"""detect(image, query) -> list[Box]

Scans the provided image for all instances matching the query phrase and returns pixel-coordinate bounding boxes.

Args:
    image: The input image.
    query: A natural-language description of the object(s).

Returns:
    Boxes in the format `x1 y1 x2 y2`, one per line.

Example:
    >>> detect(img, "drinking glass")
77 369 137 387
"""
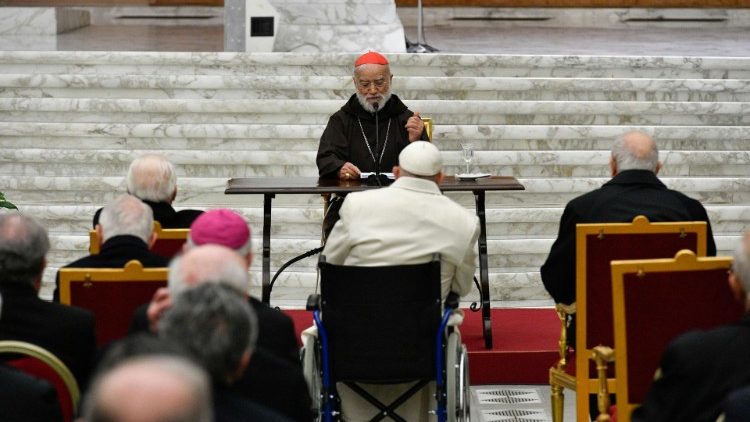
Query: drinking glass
460 143 474 174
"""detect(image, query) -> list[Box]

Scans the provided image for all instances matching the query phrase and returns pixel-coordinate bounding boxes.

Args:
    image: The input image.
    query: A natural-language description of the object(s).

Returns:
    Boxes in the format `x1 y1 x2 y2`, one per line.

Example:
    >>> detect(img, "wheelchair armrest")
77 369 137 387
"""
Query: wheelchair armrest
306 294 321 311
444 291 460 310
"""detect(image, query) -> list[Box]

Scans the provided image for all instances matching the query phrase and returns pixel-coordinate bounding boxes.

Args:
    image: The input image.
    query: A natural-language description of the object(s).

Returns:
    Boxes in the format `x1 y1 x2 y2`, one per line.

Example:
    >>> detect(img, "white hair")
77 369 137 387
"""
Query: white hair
167 252 249 297
126 154 177 203
99 194 154 243
733 234 750 298
611 132 659 172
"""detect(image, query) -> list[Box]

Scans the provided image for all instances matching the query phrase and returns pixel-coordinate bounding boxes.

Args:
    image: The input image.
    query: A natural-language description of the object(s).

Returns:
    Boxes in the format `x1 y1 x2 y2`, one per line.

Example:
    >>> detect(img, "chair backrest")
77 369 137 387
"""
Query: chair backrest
0 340 80 422
58 260 168 347
88 221 189 259
576 216 707 360
611 250 742 422
318 254 442 383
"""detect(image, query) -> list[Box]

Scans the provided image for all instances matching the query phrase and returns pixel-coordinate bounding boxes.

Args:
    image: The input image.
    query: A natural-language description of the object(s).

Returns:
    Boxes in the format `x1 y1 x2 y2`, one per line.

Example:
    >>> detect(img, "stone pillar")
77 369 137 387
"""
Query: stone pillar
224 0 279 52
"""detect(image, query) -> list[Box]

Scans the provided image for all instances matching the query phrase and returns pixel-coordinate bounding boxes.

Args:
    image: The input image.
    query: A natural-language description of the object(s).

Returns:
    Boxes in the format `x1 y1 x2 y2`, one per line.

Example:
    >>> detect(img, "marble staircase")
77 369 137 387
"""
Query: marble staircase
0 51 748 304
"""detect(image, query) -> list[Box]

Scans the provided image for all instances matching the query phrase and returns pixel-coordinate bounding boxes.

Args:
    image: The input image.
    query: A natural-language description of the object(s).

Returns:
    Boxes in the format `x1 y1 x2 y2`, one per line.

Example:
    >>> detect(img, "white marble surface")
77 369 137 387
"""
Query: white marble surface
1 51 748 302
0 8 89 36
398 7 750 29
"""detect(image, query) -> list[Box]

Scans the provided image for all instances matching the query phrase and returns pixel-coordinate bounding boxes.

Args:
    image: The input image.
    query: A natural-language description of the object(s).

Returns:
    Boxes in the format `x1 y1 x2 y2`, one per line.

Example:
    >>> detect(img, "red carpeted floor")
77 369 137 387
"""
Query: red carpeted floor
283 307 559 385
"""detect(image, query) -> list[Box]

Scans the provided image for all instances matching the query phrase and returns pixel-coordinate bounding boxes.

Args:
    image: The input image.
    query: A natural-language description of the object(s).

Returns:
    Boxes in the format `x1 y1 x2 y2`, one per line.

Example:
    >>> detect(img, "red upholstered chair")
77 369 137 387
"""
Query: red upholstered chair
549 215 709 422
89 221 189 259
610 250 742 422
0 340 80 422
58 260 168 347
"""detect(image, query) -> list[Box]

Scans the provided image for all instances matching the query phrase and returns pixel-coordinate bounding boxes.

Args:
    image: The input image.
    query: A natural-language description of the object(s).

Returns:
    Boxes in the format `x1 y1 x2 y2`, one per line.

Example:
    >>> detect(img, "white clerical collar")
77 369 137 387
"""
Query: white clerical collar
390 176 442 195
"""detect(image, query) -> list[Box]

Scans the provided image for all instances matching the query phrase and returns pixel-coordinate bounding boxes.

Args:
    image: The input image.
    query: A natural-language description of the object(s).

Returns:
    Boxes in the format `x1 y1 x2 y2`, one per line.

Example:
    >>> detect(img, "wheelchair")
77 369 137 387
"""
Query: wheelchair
302 253 471 422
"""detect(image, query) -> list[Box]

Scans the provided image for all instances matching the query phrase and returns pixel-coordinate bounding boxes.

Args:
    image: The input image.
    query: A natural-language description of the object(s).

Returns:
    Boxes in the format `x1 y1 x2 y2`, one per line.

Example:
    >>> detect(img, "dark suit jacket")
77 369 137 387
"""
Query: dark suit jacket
92 200 202 229
232 348 313 422
0 282 96 390
0 364 63 422
632 314 750 422
540 170 716 305
53 234 169 302
721 384 750 422
214 386 294 422
130 297 299 365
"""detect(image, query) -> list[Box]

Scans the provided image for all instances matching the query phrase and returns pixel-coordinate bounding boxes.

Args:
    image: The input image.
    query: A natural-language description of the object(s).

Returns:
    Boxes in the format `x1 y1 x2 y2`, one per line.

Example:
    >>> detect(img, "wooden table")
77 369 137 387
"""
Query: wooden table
225 176 525 349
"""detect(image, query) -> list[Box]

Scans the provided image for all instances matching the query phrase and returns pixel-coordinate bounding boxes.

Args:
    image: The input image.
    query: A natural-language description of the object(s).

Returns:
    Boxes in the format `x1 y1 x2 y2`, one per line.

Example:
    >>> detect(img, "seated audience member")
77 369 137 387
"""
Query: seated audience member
721 385 750 422
93 153 202 228
53 193 169 302
137 245 312 422
82 355 213 422
632 232 750 422
0 213 96 389
540 131 716 339
134 208 298 364
158 283 292 422
313 141 480 422
0 293 63 422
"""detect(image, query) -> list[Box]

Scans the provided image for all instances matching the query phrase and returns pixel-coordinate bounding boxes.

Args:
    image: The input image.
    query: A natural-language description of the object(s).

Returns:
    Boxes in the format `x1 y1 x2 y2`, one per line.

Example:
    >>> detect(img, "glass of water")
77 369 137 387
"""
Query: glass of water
460 143 474 174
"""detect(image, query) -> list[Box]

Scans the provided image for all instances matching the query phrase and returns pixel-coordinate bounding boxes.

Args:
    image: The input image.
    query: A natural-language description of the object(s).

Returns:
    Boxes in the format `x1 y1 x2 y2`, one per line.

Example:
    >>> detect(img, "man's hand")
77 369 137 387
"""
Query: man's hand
146 287 172 333
338 162 361 180
406 111 425 142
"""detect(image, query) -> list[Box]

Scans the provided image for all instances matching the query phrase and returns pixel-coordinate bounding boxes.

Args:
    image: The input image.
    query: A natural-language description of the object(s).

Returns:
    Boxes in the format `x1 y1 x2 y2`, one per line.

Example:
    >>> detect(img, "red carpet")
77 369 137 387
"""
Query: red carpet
283 307 559 385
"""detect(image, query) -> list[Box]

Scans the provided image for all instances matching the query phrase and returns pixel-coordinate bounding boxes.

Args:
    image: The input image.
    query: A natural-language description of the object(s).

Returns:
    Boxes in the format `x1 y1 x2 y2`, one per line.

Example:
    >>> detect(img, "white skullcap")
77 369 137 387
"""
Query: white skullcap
398 141 443 176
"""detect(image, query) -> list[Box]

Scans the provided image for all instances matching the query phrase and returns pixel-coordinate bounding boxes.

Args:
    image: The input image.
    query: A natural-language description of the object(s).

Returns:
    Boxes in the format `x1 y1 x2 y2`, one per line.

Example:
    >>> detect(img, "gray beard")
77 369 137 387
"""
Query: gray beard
356 91 392 113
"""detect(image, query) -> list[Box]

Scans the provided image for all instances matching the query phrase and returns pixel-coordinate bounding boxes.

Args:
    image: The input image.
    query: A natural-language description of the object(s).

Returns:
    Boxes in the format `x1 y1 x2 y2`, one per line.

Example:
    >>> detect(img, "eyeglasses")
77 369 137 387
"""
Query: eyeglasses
356 79 389 90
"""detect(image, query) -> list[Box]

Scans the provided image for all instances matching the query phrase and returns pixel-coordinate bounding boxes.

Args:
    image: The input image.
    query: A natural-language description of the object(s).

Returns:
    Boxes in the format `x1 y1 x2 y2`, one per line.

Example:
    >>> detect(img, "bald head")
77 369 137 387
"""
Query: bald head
610 131 660 175
126 154 177 203
84 356 213 422
168 244 248 297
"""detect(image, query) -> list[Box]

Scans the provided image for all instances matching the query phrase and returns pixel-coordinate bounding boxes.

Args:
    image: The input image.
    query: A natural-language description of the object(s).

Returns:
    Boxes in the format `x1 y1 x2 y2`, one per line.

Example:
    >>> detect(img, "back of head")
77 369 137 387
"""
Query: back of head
98 194 154 243
611 131 659 172
398 141 443 179
0 212 50 286
167 244 249 296
186 209 252 257
157 283 258 385
126 154 177 203
732 232 750 300
83 355 213 422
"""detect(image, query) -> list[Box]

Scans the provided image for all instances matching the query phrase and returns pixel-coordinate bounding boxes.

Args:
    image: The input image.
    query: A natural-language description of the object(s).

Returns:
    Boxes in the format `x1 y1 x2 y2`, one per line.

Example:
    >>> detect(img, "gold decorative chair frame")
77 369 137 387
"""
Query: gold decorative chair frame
548 216 708 422
0 340 80 422
610 250 742 422
89 221 189 259
58 260 168 347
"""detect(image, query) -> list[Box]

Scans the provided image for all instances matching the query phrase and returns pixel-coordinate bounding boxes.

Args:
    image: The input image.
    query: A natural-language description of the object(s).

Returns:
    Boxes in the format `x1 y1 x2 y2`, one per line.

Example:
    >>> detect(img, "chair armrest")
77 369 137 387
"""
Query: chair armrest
306 294 321 311
554 302 576 370
592 345 615 422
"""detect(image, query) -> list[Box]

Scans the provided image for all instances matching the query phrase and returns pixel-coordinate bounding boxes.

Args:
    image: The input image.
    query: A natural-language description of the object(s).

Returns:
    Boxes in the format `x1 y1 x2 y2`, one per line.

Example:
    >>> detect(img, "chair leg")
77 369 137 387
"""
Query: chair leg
551 383 565 422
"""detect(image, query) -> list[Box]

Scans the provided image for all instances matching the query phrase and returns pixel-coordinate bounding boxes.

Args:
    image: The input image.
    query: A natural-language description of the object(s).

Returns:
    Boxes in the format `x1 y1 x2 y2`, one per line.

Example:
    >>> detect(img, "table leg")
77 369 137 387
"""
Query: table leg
474 190 493 349
261 193 275 304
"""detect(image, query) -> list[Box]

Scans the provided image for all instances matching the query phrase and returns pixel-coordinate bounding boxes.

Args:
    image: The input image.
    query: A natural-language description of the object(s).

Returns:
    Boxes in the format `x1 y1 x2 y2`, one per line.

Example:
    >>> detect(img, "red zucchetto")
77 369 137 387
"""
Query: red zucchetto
354 51 389 67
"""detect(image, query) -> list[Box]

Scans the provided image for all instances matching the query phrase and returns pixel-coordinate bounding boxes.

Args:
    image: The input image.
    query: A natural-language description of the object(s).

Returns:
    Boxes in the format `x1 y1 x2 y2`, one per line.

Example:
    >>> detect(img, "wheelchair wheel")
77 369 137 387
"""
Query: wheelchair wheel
446 331 471 421
302 338 323 420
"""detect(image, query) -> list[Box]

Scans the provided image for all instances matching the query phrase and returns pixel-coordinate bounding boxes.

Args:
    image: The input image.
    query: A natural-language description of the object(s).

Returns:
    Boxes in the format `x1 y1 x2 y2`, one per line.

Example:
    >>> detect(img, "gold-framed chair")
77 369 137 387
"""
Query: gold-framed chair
0 340 80 422
610 250 743 422
59 260 168 347
89 221 189 259
422 117 433 141
549 215 709 422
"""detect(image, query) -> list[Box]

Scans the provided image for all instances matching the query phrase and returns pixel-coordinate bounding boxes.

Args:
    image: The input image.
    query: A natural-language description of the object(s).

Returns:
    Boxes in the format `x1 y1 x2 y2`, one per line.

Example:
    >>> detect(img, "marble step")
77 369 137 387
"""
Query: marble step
39 233 743 303
2 75 748 102
3 149 748 178
2 52 750 79
2 98 749 126
18 203 750 241
4 177 748 209
2 124 749 151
